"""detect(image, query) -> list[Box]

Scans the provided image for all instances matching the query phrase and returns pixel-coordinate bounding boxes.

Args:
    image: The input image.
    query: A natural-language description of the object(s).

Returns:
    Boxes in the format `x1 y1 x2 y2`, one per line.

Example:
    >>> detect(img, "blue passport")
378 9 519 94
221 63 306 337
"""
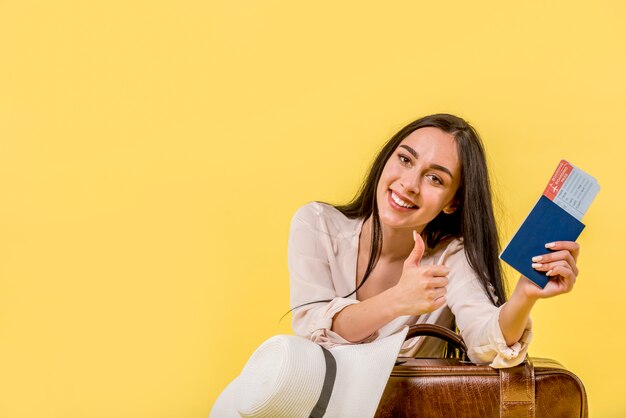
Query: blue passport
500 195 585 288
500 160 599 288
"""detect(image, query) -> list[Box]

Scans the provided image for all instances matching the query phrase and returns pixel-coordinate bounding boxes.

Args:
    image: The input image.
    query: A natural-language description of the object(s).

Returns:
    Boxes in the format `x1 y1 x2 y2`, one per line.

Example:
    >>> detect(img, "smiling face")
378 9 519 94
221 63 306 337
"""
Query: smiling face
375 126 462 233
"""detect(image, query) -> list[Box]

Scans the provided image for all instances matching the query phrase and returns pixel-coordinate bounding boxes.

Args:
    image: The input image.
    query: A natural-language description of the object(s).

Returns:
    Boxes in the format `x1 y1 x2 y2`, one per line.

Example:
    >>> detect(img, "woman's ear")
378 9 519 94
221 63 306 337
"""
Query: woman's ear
443 202 457 215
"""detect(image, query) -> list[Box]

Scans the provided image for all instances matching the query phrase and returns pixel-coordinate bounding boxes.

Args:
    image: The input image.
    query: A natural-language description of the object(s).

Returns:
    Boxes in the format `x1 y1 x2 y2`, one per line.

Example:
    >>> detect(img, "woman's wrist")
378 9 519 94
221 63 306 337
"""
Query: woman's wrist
331 287 401 342
383 284 406 318
512 275 542 305
499 278 538 346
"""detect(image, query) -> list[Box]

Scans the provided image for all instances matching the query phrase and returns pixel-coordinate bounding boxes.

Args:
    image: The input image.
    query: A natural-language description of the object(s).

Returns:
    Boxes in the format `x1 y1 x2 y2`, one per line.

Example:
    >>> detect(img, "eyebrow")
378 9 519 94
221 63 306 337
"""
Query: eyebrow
399 145 454 179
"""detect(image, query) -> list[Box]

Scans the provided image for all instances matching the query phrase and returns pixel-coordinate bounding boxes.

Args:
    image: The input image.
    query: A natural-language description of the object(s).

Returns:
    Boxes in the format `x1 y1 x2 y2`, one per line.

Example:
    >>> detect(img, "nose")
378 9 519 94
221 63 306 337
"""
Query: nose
400 171 421 195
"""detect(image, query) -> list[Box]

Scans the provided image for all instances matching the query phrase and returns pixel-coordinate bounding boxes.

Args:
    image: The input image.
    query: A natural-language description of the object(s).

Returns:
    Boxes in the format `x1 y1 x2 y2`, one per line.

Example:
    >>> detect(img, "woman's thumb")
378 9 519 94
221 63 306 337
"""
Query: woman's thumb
407 230 425 266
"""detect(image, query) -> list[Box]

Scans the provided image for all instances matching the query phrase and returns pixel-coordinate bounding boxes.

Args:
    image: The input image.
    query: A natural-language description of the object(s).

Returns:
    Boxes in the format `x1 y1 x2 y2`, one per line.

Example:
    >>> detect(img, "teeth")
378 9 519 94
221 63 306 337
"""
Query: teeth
391 192 416 208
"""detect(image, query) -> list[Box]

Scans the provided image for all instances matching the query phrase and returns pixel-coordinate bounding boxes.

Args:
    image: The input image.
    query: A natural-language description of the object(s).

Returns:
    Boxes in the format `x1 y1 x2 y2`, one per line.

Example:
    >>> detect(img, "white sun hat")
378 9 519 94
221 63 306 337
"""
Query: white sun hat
210 326 409 418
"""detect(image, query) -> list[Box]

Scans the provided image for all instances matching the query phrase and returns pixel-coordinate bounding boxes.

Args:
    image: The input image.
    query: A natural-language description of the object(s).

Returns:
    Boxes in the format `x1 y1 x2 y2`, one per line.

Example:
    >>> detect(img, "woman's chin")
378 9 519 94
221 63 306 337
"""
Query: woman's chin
378 212 422 231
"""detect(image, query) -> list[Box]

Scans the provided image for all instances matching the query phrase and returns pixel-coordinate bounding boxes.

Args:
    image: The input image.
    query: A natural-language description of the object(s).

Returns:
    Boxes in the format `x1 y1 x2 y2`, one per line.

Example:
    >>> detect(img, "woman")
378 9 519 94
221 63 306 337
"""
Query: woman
288 113 579 367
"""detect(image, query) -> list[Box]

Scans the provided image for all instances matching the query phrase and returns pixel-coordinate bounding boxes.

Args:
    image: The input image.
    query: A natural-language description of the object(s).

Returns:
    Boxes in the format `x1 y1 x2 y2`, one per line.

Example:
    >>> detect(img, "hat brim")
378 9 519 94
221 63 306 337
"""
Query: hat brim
324 327 408 417
210 377 241 418
210 326 409 418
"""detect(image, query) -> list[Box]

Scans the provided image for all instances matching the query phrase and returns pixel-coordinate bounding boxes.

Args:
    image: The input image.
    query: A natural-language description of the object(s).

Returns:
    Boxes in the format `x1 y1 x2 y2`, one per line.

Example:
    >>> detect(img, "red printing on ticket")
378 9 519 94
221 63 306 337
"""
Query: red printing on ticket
543 160 573 201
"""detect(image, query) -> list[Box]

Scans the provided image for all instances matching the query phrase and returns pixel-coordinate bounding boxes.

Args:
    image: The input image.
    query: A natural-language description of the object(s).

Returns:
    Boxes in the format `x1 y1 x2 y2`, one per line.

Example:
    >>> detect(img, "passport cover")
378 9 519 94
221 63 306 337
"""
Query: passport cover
500 195 585 288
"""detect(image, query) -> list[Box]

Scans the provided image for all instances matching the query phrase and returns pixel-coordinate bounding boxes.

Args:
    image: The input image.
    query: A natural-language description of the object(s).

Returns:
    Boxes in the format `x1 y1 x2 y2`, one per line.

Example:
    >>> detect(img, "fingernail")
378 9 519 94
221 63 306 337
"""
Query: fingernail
532 256 542 262
532 263 542 268
545 242 556 248
413 230 417 242
546 270 553 276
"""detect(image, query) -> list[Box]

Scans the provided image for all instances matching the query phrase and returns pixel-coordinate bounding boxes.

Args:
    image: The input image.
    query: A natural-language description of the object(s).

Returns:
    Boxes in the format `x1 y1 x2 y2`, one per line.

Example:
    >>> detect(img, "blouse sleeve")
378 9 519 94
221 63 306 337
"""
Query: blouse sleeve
288 204 378 347
444 243 533 368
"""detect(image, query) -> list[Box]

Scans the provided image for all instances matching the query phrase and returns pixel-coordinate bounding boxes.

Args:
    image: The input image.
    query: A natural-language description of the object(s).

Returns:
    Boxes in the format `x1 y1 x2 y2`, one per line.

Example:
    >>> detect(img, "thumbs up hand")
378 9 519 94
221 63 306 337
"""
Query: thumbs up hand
407 230 426 267
391 231 450 317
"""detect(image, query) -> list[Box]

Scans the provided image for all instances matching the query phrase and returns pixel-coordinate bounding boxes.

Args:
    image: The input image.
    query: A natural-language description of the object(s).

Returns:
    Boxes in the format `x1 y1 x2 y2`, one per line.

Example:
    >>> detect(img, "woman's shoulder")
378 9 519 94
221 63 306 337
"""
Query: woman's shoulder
423 237 468 267
426 236 464 256
437 237 484 279
291 201 362 236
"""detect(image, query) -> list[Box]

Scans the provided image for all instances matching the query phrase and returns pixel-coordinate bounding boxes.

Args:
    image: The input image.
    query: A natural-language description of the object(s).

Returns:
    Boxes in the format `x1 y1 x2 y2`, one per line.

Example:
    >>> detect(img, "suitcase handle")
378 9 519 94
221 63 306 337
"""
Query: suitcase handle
405 324 468 359
403 324 537 417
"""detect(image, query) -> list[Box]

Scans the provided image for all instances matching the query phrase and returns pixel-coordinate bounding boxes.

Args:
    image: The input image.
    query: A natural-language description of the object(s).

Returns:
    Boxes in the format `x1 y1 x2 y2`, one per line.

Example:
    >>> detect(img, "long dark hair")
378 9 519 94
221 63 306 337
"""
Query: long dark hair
331 113 506 306
288 113 506 318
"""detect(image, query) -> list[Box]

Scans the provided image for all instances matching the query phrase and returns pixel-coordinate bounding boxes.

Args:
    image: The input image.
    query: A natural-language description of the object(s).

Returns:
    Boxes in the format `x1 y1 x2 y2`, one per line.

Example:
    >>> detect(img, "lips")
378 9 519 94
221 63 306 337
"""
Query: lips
389 190 418 210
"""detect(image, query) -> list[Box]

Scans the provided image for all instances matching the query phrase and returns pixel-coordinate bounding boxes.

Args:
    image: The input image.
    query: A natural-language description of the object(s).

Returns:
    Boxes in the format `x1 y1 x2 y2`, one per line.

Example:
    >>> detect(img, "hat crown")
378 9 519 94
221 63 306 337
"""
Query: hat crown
210 327 410 418
236 335 325 417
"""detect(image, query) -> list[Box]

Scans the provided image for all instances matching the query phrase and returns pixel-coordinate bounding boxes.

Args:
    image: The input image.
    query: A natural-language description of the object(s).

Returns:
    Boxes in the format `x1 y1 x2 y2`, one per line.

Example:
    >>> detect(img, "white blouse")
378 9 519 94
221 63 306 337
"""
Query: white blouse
288 202 532 368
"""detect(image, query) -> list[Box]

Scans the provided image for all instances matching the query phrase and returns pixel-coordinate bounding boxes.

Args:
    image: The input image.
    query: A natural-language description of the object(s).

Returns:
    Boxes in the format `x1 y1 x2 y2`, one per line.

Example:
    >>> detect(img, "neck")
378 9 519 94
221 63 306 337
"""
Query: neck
361 216 419 263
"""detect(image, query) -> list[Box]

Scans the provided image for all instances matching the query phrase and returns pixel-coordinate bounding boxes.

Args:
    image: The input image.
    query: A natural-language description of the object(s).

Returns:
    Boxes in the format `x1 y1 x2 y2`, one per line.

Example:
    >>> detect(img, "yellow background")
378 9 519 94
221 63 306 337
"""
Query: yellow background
1 1 624 417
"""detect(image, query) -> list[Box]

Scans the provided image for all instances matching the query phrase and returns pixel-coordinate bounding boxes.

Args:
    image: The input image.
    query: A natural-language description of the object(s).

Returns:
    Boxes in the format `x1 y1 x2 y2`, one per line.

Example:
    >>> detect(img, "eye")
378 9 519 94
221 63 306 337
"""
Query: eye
398 154 411 165
428 174 443 185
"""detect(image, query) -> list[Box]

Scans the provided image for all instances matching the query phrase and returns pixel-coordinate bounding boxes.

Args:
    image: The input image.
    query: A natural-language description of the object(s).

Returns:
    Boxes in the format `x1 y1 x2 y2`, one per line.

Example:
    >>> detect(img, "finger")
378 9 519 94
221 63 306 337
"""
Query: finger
432 287 447 299
551 251 578 275
546 265 576 283
544 241 580 261
546 266 577 292
405 230 425 267
424 287 446 302
532 260 578 277
431 295 447 311
429 276 449 288
532 250 576 270
421 277 448 291
420 265 450 277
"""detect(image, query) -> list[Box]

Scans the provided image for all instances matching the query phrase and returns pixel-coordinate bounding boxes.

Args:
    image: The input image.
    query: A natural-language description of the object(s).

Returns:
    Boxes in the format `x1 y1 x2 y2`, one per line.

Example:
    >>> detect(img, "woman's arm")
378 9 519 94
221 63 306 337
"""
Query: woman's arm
331 287 402 342
499 241 580 346
332 231 449 342
289 204 361 344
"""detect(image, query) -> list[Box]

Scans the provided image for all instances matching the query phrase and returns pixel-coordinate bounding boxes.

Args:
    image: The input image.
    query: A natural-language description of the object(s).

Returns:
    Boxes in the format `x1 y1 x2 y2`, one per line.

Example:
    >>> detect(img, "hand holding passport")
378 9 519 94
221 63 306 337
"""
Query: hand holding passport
500 160 600 288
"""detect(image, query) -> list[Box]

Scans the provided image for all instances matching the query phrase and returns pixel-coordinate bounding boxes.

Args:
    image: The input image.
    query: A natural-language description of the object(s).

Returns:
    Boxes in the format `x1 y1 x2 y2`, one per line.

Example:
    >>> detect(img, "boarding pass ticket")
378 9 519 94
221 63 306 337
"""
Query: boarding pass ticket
542 160 600 221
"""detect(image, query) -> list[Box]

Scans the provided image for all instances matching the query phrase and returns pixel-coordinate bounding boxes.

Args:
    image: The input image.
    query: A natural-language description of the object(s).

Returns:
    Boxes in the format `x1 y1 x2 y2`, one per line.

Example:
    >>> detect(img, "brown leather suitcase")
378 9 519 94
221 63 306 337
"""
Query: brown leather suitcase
375 324 588 418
